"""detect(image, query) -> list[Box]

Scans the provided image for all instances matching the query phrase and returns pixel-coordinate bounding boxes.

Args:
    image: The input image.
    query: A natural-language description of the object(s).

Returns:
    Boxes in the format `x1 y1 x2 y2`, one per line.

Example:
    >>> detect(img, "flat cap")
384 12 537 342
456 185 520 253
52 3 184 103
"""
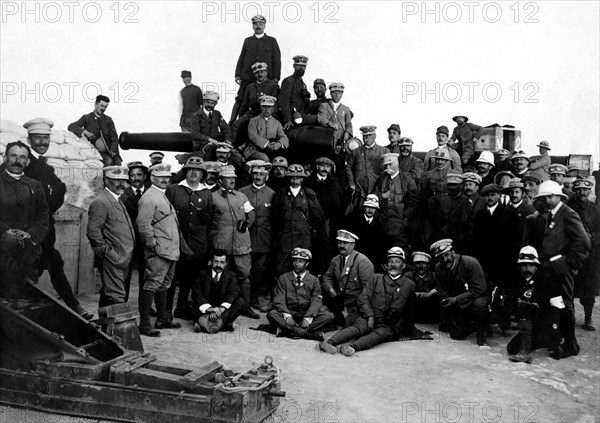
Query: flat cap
387 124 401 134
291 247 312 260
522 171 544 184
24 117 54 134
315 157 335 167
480 183 503 195
103 165 130 180
430 239 453 257
462 172 482 184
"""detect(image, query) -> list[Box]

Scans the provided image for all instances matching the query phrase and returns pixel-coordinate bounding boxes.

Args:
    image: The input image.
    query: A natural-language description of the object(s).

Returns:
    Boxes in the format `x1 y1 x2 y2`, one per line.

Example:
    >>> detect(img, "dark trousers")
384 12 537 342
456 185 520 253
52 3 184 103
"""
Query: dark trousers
167 257 203 314
192 297 246 329
441 295 490 339
328 316 396 352
415 296 441 324
39 244 80 310
267 308 333 332
250 252 272 303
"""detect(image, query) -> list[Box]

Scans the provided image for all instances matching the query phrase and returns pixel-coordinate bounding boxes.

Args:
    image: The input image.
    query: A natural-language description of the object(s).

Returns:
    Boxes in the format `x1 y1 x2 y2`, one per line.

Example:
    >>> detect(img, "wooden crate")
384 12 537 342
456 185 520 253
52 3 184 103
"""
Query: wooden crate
477 126 521 152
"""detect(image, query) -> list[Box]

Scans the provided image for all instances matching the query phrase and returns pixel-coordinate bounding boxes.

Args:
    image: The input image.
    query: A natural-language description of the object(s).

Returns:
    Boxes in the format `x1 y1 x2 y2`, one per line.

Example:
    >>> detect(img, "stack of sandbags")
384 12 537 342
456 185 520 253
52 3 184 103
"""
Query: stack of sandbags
0 119 104 211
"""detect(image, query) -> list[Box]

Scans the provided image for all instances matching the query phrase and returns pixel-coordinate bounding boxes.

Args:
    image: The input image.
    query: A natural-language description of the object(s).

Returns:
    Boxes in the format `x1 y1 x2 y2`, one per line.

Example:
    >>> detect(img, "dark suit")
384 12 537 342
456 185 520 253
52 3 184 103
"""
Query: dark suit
190 109 233 152
344 211 387 272
68 112 121 165
120 185 147 302
278 74 310 124
180 84 203 130
191 269 245 328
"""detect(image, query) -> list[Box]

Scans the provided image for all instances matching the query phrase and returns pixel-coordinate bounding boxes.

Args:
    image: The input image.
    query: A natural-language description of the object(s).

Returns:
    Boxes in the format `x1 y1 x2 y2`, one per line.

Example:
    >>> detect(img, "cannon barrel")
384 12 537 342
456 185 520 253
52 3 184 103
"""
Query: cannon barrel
278 125 336 164
119 132 193 152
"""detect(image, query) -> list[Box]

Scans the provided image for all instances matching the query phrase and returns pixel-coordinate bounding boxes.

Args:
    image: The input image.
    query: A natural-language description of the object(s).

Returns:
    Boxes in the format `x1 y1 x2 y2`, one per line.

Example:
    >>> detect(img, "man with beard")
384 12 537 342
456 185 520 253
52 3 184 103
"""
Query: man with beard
510 151 531 181
475 151 496 189
374 153 419 251
424 125 462 173
268 248 333 339
448 113 482 166
397 137 424 187
549 164 576 204
307 78 329 115
317 82 353 150
165 157 213 320
68 95 122 166
458 172 486 256
318 246 416 356
21 118 93 319
431 239 492 347
321 230 374 327
240 160 276 311
211 165 259 319
203 161 222 192
246 95 289 161
231 14 281 124
346 125 390 206
232 62 280 142
533 181 590 358
87 166 136 307
267 156 288 193
571 177 600 331
179 70 203 132
191 250 246 333
279 55 313 130
190 91 233 155
149 152 164 166
404 251 439 324
0 141 48 284
137 164 183 336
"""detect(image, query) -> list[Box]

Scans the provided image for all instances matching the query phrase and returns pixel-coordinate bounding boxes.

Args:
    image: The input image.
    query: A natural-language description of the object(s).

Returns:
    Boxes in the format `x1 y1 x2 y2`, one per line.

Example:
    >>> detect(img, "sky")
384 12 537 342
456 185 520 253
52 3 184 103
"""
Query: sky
1 0 598 169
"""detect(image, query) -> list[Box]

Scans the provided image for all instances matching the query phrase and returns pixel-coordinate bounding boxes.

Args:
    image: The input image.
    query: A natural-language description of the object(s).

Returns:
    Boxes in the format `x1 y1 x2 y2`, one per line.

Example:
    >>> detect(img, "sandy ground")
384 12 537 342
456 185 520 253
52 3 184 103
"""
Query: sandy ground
2 280 599 423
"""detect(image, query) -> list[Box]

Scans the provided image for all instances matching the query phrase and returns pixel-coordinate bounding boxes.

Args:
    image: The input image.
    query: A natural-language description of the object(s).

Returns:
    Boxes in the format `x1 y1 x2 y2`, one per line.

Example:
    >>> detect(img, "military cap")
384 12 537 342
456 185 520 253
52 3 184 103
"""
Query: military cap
215 142 232 152
23 117 54 134
452 113 469 122
127 161 148 172
251 14 266 23
411 251 432 263
363 194 380 209
535 180 567 199
260 95 277 106
315 157 335 167
502 178 525 194
203 91 220 101
149 151 164 159
181 70 192 78
381 153 400 166
480 183 503 195
549 164 568 175
251 62 268 73
432 147 452 161
572 177 594 190
398 137 414 146
430 239 453 257
291 247 312 260
445 173 463 184
247 159 271 174
387 246 406 261
313 78 326 88
476 151 495 166
328 82 345 92
103 165 130 180
272 156 288 169
537 140 551 150
436 125 449 136
511 151 530 163
149 163 172 177
286 164 307 178
387 124 401 134
182 156 206 172
360 125 377 135
336 229 359 243
293 55 309 65
204 161 222 174
517 246 540 265
219 165 237 178
462 172 482 184
522 171 544 184
494 170 515 184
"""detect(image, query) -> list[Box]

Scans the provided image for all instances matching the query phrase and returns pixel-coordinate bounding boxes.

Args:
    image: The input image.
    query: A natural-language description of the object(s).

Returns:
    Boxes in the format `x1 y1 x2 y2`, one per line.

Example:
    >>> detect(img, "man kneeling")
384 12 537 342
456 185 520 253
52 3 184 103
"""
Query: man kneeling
319 247 416 356
191 250 246 333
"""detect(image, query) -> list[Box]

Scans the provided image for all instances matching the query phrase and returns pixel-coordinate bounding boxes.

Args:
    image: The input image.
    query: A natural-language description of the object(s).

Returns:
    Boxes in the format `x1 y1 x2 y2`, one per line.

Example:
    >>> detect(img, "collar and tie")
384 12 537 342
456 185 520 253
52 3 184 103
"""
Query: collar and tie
135 189 142 199
295 274 303 287
547 212 553 228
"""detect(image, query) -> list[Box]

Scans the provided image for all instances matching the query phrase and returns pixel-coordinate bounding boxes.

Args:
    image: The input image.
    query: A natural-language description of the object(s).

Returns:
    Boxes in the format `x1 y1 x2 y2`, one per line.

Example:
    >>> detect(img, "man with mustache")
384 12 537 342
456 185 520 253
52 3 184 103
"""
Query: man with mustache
431 239 492 348
190 91 233 155
423 125 462 173
397 137 424 187
279 55 313 131
245 95 289 162
21 118 93 319
87 166 136 308
318 247 416 356
179 70 203 133
0 141 48 284
457 172 486 256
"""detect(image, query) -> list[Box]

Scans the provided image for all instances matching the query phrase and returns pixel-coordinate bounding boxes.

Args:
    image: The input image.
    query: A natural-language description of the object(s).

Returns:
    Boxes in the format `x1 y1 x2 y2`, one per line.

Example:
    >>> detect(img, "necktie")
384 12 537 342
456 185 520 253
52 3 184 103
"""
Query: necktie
547 212 553 228
340 255 346 274
296 275 302 286
209 111 213 120
135 189 142 199
213 273 220 284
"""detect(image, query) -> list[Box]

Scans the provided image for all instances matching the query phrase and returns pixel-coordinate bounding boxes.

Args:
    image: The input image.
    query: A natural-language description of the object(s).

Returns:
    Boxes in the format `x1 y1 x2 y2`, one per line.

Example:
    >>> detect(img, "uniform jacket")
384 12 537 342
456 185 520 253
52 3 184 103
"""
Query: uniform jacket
398 154 424 186
307 97 330 115
439 193 469 248
235 34 281 82
449 122 483 164
420 166 451 200
192 269 240 311
180 84 203 126
0 171 48 246
136 185 181 261
358 273 416 334
239 183 275 253
317 101 353 143
210 189 255 255
240 79 280 116
246 115 289 158
423 146 463 173
572 200 600 297
166 182 213 260
87 188 135 269
529 152 550 180
404 270 436 293
273 271 323 318
67 112 119 156
322 251 374 307
190 109 233 151
346 144 390 196
457 194 486 256
373 172 419 237
433 254 489 309
278 74 310 123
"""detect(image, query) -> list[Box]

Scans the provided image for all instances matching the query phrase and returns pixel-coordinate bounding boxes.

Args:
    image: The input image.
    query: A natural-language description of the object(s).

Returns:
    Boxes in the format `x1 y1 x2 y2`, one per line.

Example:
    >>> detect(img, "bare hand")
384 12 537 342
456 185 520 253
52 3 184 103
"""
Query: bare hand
441 297 457 308
208 138 219 144
300 319 310 329
367 316 375 330
83 130 96 141
235 76 241 85
284 315 295 327
328 288 338 297
330 123 340 130
283 121 293 131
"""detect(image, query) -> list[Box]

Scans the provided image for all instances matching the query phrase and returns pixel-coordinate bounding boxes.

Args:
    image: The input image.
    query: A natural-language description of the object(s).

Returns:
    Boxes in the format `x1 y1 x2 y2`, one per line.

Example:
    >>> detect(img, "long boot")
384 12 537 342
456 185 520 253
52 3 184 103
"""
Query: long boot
138 289 160 337
509 319 532 363
155 290 181 329
476 316 490 348
583 301 596 331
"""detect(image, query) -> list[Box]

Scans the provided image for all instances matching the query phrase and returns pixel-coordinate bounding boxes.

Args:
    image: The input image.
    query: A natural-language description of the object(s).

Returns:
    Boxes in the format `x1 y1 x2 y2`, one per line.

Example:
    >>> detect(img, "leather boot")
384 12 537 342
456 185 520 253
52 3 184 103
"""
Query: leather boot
509 319 532 363
583 304 596 331
155 290 181 329
138 290 160 337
